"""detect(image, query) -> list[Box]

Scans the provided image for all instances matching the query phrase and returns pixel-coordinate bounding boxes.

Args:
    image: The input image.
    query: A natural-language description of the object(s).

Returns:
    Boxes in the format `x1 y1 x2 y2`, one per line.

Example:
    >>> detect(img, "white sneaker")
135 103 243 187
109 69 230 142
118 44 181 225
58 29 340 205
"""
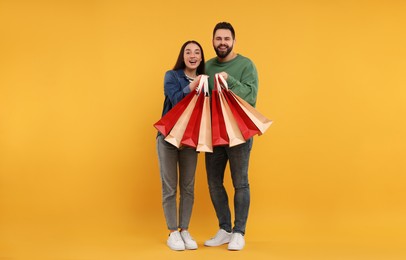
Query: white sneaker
167 231 185 251
180 230 198 250
228 233 245 250
204 229 232 246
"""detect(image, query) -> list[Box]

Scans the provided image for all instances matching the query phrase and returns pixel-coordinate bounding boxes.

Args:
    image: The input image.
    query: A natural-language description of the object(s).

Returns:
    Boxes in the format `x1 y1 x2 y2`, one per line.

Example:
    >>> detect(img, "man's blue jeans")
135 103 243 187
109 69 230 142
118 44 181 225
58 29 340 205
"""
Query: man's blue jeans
205 138 253 235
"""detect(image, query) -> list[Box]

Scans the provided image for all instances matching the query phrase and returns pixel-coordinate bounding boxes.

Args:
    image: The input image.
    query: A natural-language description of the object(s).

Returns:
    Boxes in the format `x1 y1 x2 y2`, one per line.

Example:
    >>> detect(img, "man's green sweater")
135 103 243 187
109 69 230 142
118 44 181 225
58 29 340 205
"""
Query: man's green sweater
206 54 258 107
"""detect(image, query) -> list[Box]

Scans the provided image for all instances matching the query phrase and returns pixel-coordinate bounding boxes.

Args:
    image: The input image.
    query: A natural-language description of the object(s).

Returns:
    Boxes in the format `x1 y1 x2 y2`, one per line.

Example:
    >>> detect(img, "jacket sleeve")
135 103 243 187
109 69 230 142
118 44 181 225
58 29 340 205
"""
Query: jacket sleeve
227 62 258 107
163 71 191 106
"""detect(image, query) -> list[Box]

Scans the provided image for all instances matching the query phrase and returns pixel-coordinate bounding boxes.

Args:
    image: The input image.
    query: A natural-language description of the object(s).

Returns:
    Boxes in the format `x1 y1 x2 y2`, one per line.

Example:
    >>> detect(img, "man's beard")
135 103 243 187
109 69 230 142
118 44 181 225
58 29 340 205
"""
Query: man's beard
215 44 233 58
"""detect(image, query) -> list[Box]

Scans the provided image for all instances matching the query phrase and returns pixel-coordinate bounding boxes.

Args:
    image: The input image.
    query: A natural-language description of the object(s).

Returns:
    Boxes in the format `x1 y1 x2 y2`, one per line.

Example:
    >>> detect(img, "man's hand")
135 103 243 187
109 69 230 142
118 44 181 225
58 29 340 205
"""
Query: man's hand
218 72 228 81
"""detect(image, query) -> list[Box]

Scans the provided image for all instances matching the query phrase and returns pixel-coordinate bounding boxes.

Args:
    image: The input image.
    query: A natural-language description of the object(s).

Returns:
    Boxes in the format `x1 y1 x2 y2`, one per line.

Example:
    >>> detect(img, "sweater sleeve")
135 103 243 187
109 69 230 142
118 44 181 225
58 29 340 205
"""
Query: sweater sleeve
227 62 258 107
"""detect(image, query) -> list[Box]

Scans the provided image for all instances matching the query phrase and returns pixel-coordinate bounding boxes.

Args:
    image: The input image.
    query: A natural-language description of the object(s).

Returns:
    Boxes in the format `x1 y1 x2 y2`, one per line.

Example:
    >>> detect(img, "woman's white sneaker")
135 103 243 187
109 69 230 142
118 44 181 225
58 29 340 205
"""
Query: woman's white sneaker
180 230 198 250
167 231 185 251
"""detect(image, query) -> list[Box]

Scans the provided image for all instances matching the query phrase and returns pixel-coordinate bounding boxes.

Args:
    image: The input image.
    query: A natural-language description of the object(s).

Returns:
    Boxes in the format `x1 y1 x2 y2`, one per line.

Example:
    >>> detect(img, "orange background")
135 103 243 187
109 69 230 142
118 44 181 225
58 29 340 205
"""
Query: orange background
1 0 405 259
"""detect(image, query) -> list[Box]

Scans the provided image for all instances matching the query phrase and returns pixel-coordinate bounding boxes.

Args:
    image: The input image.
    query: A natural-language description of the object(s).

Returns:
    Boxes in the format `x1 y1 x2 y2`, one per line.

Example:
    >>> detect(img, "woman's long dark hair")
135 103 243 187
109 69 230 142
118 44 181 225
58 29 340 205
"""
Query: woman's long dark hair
173 40 205 75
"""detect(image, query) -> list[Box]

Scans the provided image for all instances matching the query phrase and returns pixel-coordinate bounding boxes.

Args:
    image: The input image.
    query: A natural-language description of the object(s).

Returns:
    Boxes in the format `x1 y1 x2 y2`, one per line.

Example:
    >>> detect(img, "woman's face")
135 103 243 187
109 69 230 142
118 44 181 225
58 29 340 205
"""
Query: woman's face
183 43 202 70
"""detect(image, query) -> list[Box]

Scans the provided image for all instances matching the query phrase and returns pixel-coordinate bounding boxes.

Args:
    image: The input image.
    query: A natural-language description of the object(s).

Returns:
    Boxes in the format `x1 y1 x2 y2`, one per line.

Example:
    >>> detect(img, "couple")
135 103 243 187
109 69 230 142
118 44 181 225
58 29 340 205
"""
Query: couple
156 22 258 251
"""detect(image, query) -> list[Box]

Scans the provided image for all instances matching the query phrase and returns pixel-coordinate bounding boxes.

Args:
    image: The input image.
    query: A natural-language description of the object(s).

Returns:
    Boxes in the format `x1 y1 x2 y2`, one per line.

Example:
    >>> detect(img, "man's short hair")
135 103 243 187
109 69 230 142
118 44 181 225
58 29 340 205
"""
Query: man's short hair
213 22 235 39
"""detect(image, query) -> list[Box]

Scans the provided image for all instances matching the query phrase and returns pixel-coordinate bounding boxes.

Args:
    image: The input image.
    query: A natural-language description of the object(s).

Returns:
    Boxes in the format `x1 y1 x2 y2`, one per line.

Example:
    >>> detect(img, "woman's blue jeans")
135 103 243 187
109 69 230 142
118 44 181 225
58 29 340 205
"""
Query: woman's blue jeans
205 138 253 235
156 134 198 230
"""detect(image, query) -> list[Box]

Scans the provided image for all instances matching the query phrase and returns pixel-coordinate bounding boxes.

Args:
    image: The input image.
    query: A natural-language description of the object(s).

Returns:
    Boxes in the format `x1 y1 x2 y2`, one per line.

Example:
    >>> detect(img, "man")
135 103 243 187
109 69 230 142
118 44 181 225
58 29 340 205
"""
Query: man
204 22 259 251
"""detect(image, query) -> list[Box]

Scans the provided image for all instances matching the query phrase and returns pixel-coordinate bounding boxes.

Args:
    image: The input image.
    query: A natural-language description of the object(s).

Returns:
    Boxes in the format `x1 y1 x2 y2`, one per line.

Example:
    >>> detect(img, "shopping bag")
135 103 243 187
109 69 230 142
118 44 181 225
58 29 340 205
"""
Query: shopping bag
153 88 196 137
216 74 246 147
164 77 206 148
196 78 213 152
211 75 229 147
218 73 272 135
181 75 209 148
217 74 261 140
229 91 272 134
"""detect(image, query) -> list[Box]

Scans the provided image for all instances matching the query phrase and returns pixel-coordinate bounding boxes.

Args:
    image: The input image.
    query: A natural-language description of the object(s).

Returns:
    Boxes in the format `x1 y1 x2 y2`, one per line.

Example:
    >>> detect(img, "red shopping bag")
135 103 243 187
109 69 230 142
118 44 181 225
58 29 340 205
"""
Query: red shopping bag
164 76 207 148
217 73 272 136
164 93 199 148
217 74 261 140
216 74 246 147
211 75 229 147
181 75 209 148
153 90 196 137
229 91 272 134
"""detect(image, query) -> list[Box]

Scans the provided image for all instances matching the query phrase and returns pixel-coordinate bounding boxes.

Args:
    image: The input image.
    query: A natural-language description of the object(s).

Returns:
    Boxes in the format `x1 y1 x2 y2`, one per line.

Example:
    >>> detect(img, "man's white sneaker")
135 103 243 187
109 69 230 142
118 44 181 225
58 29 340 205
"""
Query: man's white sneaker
167 231 185 251
204 229 232 246
180 230 198 250
227 233 245 250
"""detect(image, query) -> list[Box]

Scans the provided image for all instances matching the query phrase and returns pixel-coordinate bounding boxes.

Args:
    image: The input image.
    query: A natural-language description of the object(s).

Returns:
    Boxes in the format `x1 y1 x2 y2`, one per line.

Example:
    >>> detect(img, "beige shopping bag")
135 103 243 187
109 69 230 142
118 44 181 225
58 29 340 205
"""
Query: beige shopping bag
196 77 213 152
216 74 246 147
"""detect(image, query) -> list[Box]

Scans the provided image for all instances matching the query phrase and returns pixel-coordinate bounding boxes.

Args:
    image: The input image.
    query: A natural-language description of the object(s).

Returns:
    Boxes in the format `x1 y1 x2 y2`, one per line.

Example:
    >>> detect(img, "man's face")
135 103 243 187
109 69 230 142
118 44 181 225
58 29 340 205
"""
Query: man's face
213 29 235 59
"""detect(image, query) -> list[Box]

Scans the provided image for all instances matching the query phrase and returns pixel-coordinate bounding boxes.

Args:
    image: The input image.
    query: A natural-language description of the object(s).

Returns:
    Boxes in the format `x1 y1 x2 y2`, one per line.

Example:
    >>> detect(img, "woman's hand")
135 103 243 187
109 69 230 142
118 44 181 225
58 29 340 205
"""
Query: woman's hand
189 75 203 91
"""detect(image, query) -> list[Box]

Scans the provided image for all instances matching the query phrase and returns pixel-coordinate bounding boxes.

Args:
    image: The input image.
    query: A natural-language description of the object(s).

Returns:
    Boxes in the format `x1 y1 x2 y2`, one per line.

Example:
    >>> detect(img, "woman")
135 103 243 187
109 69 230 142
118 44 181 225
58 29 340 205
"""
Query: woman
156 40 205 251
